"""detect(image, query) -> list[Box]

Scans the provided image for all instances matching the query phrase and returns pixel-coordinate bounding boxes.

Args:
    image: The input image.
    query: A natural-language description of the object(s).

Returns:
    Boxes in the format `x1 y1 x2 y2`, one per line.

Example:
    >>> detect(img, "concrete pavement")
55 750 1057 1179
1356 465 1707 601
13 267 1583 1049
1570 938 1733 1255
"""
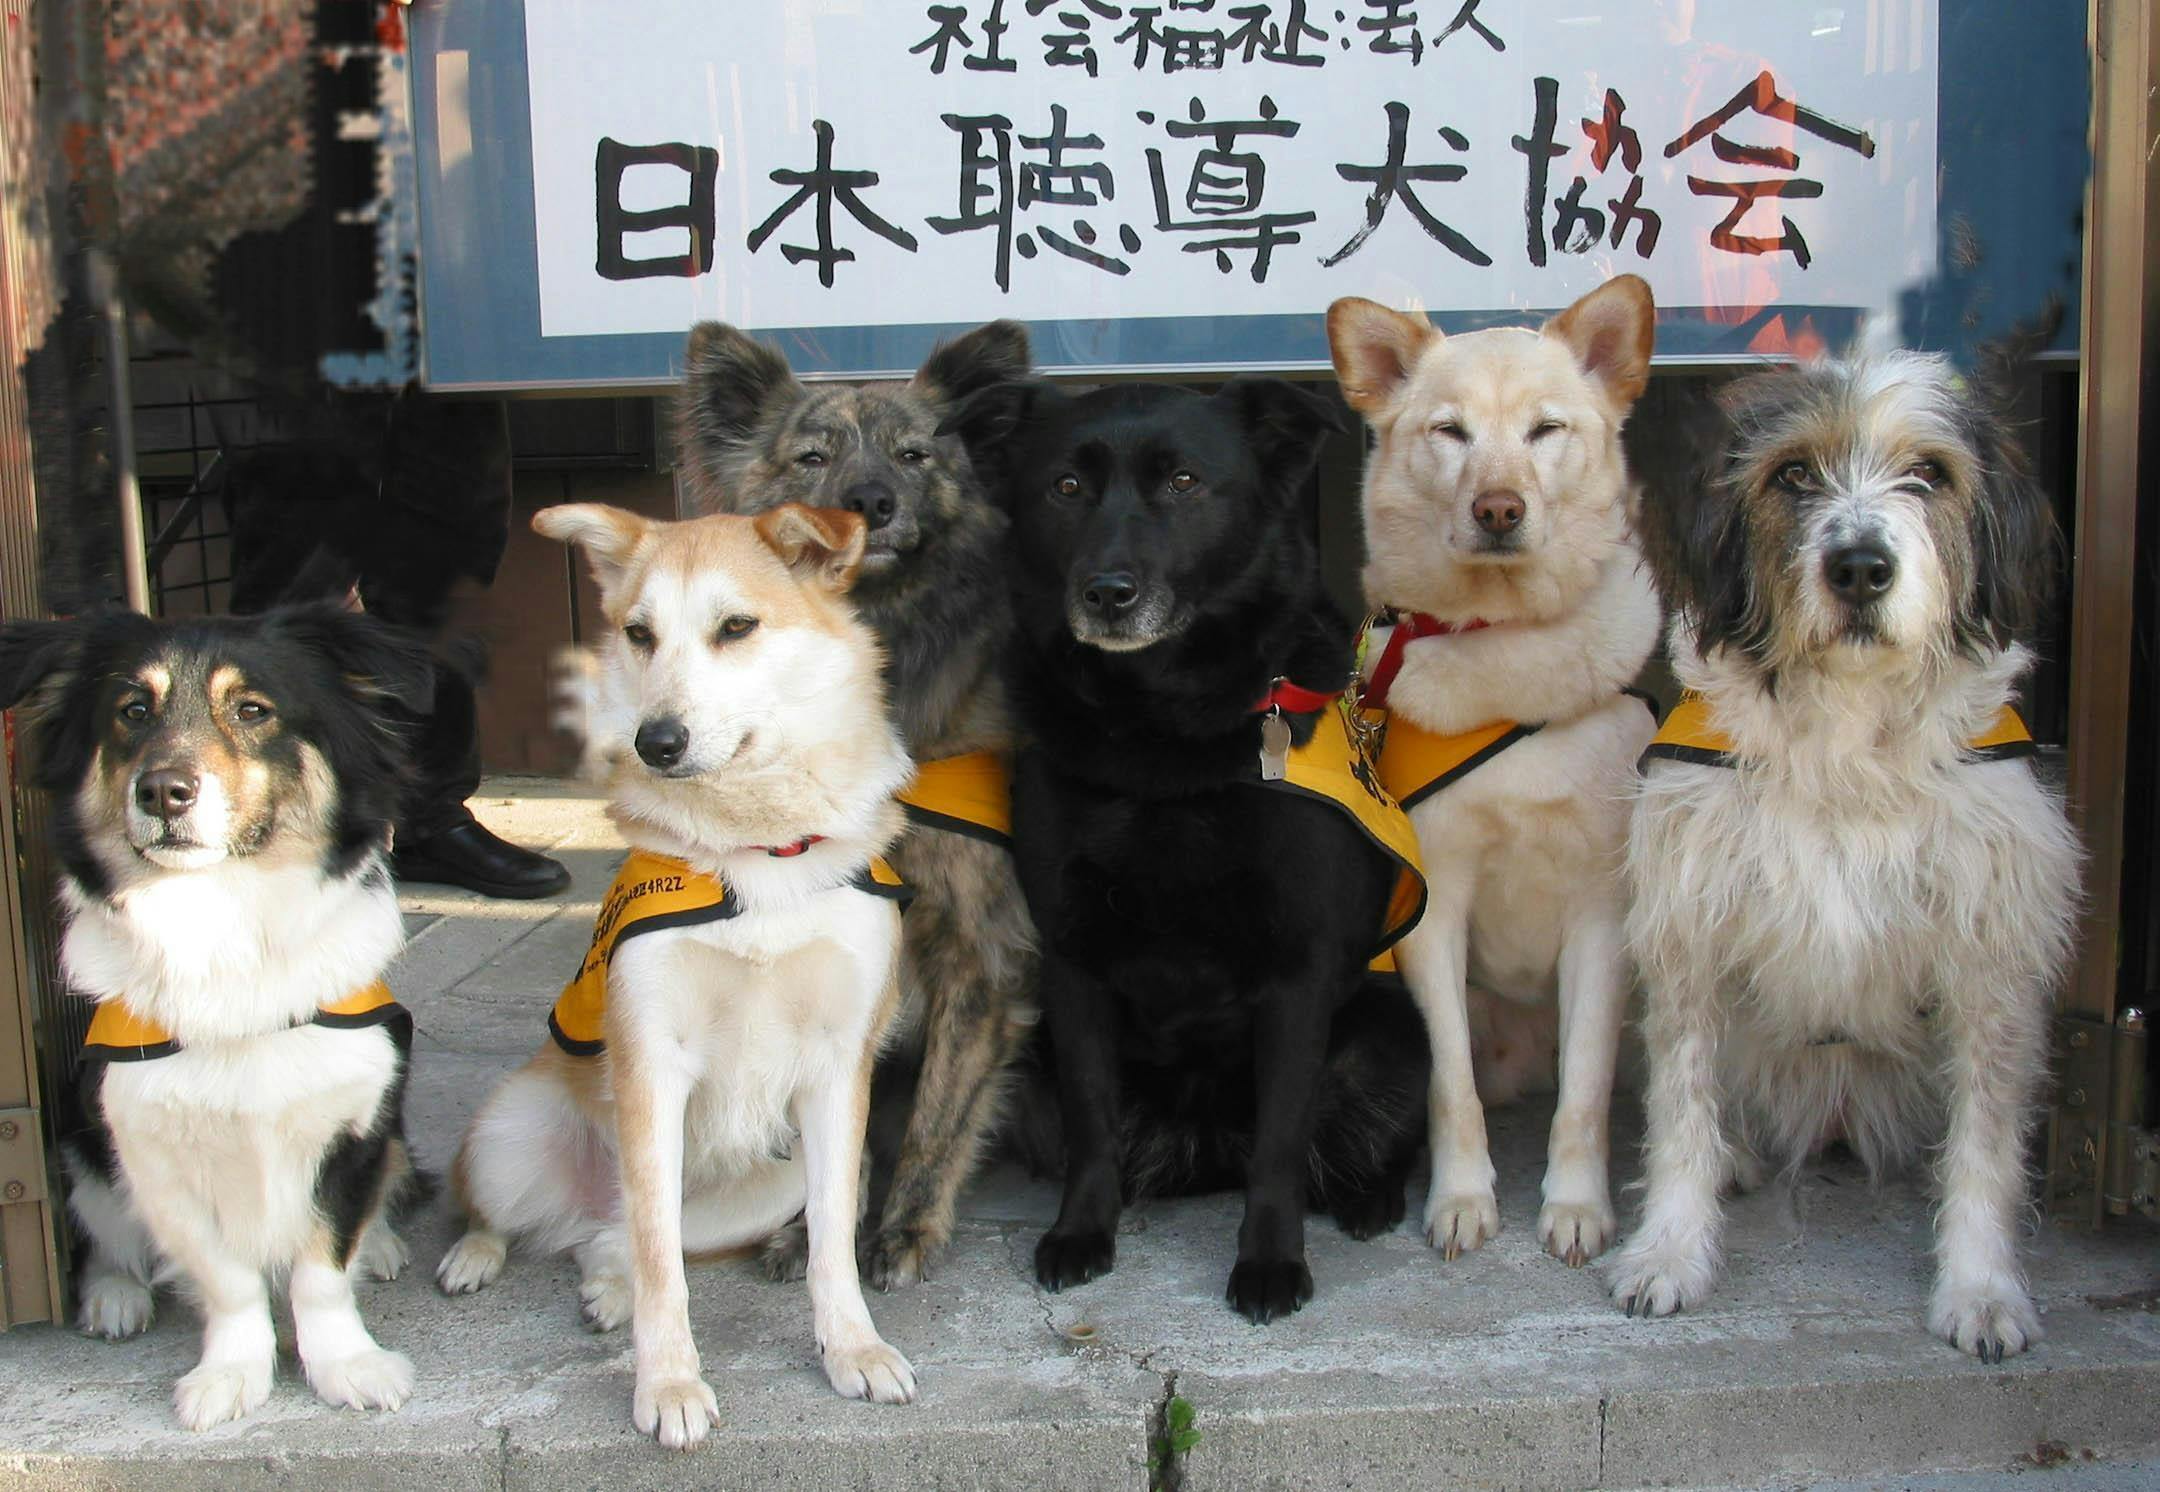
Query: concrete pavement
1 777 2155 1491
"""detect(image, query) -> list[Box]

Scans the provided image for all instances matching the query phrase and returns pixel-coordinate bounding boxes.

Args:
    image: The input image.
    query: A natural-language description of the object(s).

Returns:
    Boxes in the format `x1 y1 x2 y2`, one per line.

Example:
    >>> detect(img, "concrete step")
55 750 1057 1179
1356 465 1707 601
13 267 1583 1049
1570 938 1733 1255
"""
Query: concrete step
3 780 2154 1491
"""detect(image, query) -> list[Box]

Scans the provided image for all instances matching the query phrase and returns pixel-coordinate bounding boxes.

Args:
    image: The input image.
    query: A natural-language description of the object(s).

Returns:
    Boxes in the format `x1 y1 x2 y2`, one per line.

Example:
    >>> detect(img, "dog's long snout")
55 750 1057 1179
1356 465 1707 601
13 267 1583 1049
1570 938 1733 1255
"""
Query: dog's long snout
135 768 199 820
1472 488 1525 536
634 717 690 770
1824 544 1896 603
840 480 898 531
1081 571 1141 617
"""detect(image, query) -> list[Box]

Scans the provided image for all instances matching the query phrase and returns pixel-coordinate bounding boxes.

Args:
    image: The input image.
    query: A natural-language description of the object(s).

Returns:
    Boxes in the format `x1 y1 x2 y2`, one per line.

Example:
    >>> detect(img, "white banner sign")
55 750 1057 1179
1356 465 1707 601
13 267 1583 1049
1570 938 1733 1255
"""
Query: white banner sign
524 0 1937 342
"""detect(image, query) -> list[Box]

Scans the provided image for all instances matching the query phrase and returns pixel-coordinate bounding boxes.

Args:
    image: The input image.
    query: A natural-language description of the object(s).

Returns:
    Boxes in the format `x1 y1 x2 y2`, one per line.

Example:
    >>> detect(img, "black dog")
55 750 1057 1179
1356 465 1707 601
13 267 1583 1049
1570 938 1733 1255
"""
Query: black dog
944 380 1430 1322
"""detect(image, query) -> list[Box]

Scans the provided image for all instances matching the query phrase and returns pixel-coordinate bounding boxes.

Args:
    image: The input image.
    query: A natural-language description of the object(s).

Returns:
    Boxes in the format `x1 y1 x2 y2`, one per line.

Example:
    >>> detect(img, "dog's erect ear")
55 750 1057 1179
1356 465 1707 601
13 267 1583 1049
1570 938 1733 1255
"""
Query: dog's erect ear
0 619 90 712
1218 377 1348 480
273 606 438 715
1326 297 1435 417
912 320 1033 408
534 503 652 600
1547 275 1655 408
678 322 802 458
754 503 868 593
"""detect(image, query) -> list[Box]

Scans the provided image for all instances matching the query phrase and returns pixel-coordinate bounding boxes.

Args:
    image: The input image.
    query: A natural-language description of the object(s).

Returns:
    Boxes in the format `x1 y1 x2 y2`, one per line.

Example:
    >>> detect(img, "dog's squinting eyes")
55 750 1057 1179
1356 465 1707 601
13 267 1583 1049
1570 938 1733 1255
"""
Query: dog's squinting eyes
1432 420 1469 442
716 615 759 642
1529 419 1564 441
795 450 826 468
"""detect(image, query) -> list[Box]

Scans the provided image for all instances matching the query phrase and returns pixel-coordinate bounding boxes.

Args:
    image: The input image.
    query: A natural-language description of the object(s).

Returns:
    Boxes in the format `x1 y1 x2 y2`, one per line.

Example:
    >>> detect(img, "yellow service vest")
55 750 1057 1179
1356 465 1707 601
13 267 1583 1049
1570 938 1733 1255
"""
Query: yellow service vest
1249 702 1427 972
1640 693 2036 771
1370 691 1657 810
548 848 910 1056
81 981 405 1063
896 751 1012 846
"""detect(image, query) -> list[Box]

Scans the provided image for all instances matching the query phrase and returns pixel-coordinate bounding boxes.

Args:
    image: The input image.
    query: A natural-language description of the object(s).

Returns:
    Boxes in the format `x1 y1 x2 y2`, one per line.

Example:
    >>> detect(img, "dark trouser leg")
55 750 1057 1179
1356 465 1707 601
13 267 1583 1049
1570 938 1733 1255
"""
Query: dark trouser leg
388 662 569 899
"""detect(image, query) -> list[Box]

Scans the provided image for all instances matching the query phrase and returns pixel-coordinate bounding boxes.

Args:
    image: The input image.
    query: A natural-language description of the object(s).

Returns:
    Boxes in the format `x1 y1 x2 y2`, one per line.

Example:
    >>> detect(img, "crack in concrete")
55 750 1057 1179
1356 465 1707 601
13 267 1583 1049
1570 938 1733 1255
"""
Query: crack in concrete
1147 1368 1186 1492
1596 1393 1609 1487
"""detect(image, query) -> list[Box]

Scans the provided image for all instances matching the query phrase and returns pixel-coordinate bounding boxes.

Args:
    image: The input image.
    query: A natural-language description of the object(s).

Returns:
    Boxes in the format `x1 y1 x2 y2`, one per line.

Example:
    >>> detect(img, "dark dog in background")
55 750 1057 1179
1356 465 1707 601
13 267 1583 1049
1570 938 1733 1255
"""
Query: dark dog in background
671 320 1038 1287
943 379 1430 1323
0 607 433 1428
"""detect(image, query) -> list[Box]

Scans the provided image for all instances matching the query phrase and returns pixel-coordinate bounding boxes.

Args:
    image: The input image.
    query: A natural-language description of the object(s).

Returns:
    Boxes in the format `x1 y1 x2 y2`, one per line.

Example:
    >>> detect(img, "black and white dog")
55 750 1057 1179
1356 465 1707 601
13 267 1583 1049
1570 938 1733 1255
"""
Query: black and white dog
945 380 1430 1323
1607 353 2079 1361
0 607 434 1428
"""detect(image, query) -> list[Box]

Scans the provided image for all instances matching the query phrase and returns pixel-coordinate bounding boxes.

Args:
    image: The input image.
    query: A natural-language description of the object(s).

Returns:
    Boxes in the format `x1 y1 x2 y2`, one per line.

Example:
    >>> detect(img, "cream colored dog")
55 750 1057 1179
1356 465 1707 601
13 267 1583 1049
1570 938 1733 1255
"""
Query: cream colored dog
1328 277 1660 1265
436 502 919 1448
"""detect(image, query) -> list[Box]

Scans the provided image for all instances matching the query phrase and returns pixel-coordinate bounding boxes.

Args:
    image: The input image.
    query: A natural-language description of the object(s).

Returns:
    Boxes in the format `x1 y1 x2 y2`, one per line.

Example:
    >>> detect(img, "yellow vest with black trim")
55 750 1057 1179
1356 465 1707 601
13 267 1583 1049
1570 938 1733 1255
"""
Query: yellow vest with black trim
896 751 1012 846
81 981 404 1063
1371 691 1659 811
1640 693 2036 771
1247 702 1427 973
548 848 911 1057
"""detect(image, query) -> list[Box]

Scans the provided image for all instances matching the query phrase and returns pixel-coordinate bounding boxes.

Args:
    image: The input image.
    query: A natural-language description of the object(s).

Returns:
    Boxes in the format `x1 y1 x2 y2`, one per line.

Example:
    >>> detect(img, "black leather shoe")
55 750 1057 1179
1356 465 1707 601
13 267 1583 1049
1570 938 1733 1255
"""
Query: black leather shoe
392 819 571 900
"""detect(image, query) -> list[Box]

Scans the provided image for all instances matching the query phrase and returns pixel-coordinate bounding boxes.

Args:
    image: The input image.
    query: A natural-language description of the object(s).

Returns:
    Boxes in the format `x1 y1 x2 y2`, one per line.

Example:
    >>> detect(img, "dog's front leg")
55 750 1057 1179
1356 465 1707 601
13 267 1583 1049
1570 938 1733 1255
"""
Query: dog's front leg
1927 973 2049 1362
1541 906 1626 1266
798 1028 917 1403
121 1180 275 1430
292 1228 413 1413
1606 964 1727 1318
1231 977 1332 1323
1396 878 1498 1258
1034 954 1124 1292
614 1038 716 1450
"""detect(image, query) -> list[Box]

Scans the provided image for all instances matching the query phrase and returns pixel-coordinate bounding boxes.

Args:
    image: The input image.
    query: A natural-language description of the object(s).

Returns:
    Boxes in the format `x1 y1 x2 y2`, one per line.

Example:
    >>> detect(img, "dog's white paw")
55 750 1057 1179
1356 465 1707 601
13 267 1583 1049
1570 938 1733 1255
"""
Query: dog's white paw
1423 1187 1500 1260
633 1374 720 1450
173 1359 272 1431
1538 1199 1616 1268
306 1347 414 1412
1928 1282 2041 1364
823 1337 917 1404
79 1274 154 1340
356 1224 410 1282
579 1269 633 1331
435 1232 507 1295
1606 1236 1716 1318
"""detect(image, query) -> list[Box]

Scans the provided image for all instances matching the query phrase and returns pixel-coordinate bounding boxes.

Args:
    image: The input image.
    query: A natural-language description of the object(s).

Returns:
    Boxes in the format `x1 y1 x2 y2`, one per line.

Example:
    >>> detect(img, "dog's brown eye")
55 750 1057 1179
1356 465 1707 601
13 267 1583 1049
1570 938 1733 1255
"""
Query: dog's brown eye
897 448 928 464
1168 470 1198 494
717 615 759 642
119 699 150 724
234 700 272 723
624 622 655 649
1775 461 1812 490
795 451 826 468
1054 475 1082 498
1908 458 1945 487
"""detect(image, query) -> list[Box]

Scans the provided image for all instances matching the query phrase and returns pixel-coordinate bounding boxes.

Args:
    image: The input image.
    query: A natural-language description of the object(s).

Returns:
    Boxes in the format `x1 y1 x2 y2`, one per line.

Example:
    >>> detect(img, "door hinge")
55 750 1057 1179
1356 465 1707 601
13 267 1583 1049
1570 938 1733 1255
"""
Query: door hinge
0 1107 43 1206
2103 1008 2154 1221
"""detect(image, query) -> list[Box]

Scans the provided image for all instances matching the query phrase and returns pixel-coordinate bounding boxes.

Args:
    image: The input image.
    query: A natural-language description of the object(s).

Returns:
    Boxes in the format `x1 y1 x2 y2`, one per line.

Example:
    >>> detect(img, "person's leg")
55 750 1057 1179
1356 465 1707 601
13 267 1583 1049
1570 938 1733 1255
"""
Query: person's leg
389 660 570 899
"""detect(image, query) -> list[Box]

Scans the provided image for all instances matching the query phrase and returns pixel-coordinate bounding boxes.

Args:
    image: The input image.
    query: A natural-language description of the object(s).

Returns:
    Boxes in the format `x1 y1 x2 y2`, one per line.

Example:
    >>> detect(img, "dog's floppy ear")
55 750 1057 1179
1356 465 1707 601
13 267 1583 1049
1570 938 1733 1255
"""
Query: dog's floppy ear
1629 373 1762 660
1547 275 1655 408
0 618 91 712
534 503 651 602
912 320 1033 408
677 322 802 464
1326 297 1434 417
272 605 438 715
1217 377 1348 480
754 503 868 592
1964 411 2060 650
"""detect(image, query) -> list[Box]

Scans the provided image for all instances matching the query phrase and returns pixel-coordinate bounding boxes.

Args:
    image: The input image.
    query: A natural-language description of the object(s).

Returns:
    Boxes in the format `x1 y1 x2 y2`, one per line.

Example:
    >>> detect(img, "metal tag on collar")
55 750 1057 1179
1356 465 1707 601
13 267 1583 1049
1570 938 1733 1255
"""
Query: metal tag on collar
1259 686 1291 782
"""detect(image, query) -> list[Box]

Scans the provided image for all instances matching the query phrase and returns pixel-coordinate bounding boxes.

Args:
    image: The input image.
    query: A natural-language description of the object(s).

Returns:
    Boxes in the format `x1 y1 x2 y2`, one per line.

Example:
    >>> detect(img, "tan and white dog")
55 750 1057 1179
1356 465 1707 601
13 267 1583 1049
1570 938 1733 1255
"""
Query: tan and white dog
435 502 919 1448
1327 277 1660 1265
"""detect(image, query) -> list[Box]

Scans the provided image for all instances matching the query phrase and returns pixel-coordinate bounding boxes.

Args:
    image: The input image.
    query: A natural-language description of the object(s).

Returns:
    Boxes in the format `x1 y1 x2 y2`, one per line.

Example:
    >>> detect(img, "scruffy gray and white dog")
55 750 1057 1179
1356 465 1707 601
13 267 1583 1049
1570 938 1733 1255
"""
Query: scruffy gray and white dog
1608 351 2079 1362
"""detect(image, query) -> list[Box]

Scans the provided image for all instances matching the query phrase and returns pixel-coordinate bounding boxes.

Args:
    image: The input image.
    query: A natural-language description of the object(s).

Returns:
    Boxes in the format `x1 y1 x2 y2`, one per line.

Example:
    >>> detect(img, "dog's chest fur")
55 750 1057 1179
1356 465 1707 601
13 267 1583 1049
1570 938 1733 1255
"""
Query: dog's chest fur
608 880 899 1174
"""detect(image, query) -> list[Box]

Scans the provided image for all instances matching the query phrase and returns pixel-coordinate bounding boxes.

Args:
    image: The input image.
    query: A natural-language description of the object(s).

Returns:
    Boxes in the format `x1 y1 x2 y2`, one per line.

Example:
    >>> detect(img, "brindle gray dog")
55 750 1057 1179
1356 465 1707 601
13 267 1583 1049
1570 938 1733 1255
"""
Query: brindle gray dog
676 320 1037 1289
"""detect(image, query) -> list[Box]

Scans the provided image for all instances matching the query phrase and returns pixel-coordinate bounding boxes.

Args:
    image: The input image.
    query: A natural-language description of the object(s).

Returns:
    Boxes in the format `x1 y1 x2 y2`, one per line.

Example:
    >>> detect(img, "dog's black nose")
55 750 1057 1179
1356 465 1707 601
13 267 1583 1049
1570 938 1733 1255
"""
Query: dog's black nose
135 769 199 819
1472 488 1525 535
1081 572 1140 617
1824 544 1896 602
840 481 898 531
634 717 689 769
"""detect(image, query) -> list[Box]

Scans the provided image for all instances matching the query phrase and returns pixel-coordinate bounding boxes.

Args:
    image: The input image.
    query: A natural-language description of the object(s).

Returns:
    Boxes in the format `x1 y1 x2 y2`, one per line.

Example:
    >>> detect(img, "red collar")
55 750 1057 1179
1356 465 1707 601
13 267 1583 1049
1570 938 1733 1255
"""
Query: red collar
751 835 826 858
1253 677 1341 715
1362 612 1491 711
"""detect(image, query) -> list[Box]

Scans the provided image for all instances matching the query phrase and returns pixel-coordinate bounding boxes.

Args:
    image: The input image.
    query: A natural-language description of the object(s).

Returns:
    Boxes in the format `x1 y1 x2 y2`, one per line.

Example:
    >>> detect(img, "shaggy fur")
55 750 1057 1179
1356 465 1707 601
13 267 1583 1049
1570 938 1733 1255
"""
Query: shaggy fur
673 320 1038 1289
1328 275 1661 1267
0 607 433 1430
943 378 1430 1324
437 504 919 1448
1605 352 2079 1362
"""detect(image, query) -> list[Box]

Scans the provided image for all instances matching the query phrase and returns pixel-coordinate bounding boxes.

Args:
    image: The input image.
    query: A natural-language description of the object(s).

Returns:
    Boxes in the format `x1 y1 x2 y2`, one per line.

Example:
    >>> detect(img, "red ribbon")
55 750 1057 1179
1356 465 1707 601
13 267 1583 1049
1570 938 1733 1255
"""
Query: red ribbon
1362 612 1490 710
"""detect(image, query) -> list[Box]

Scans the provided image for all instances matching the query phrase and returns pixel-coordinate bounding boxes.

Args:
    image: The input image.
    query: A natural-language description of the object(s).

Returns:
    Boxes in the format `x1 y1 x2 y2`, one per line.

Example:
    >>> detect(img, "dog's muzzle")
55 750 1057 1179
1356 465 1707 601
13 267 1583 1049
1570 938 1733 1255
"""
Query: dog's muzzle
1068 570 1176 651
